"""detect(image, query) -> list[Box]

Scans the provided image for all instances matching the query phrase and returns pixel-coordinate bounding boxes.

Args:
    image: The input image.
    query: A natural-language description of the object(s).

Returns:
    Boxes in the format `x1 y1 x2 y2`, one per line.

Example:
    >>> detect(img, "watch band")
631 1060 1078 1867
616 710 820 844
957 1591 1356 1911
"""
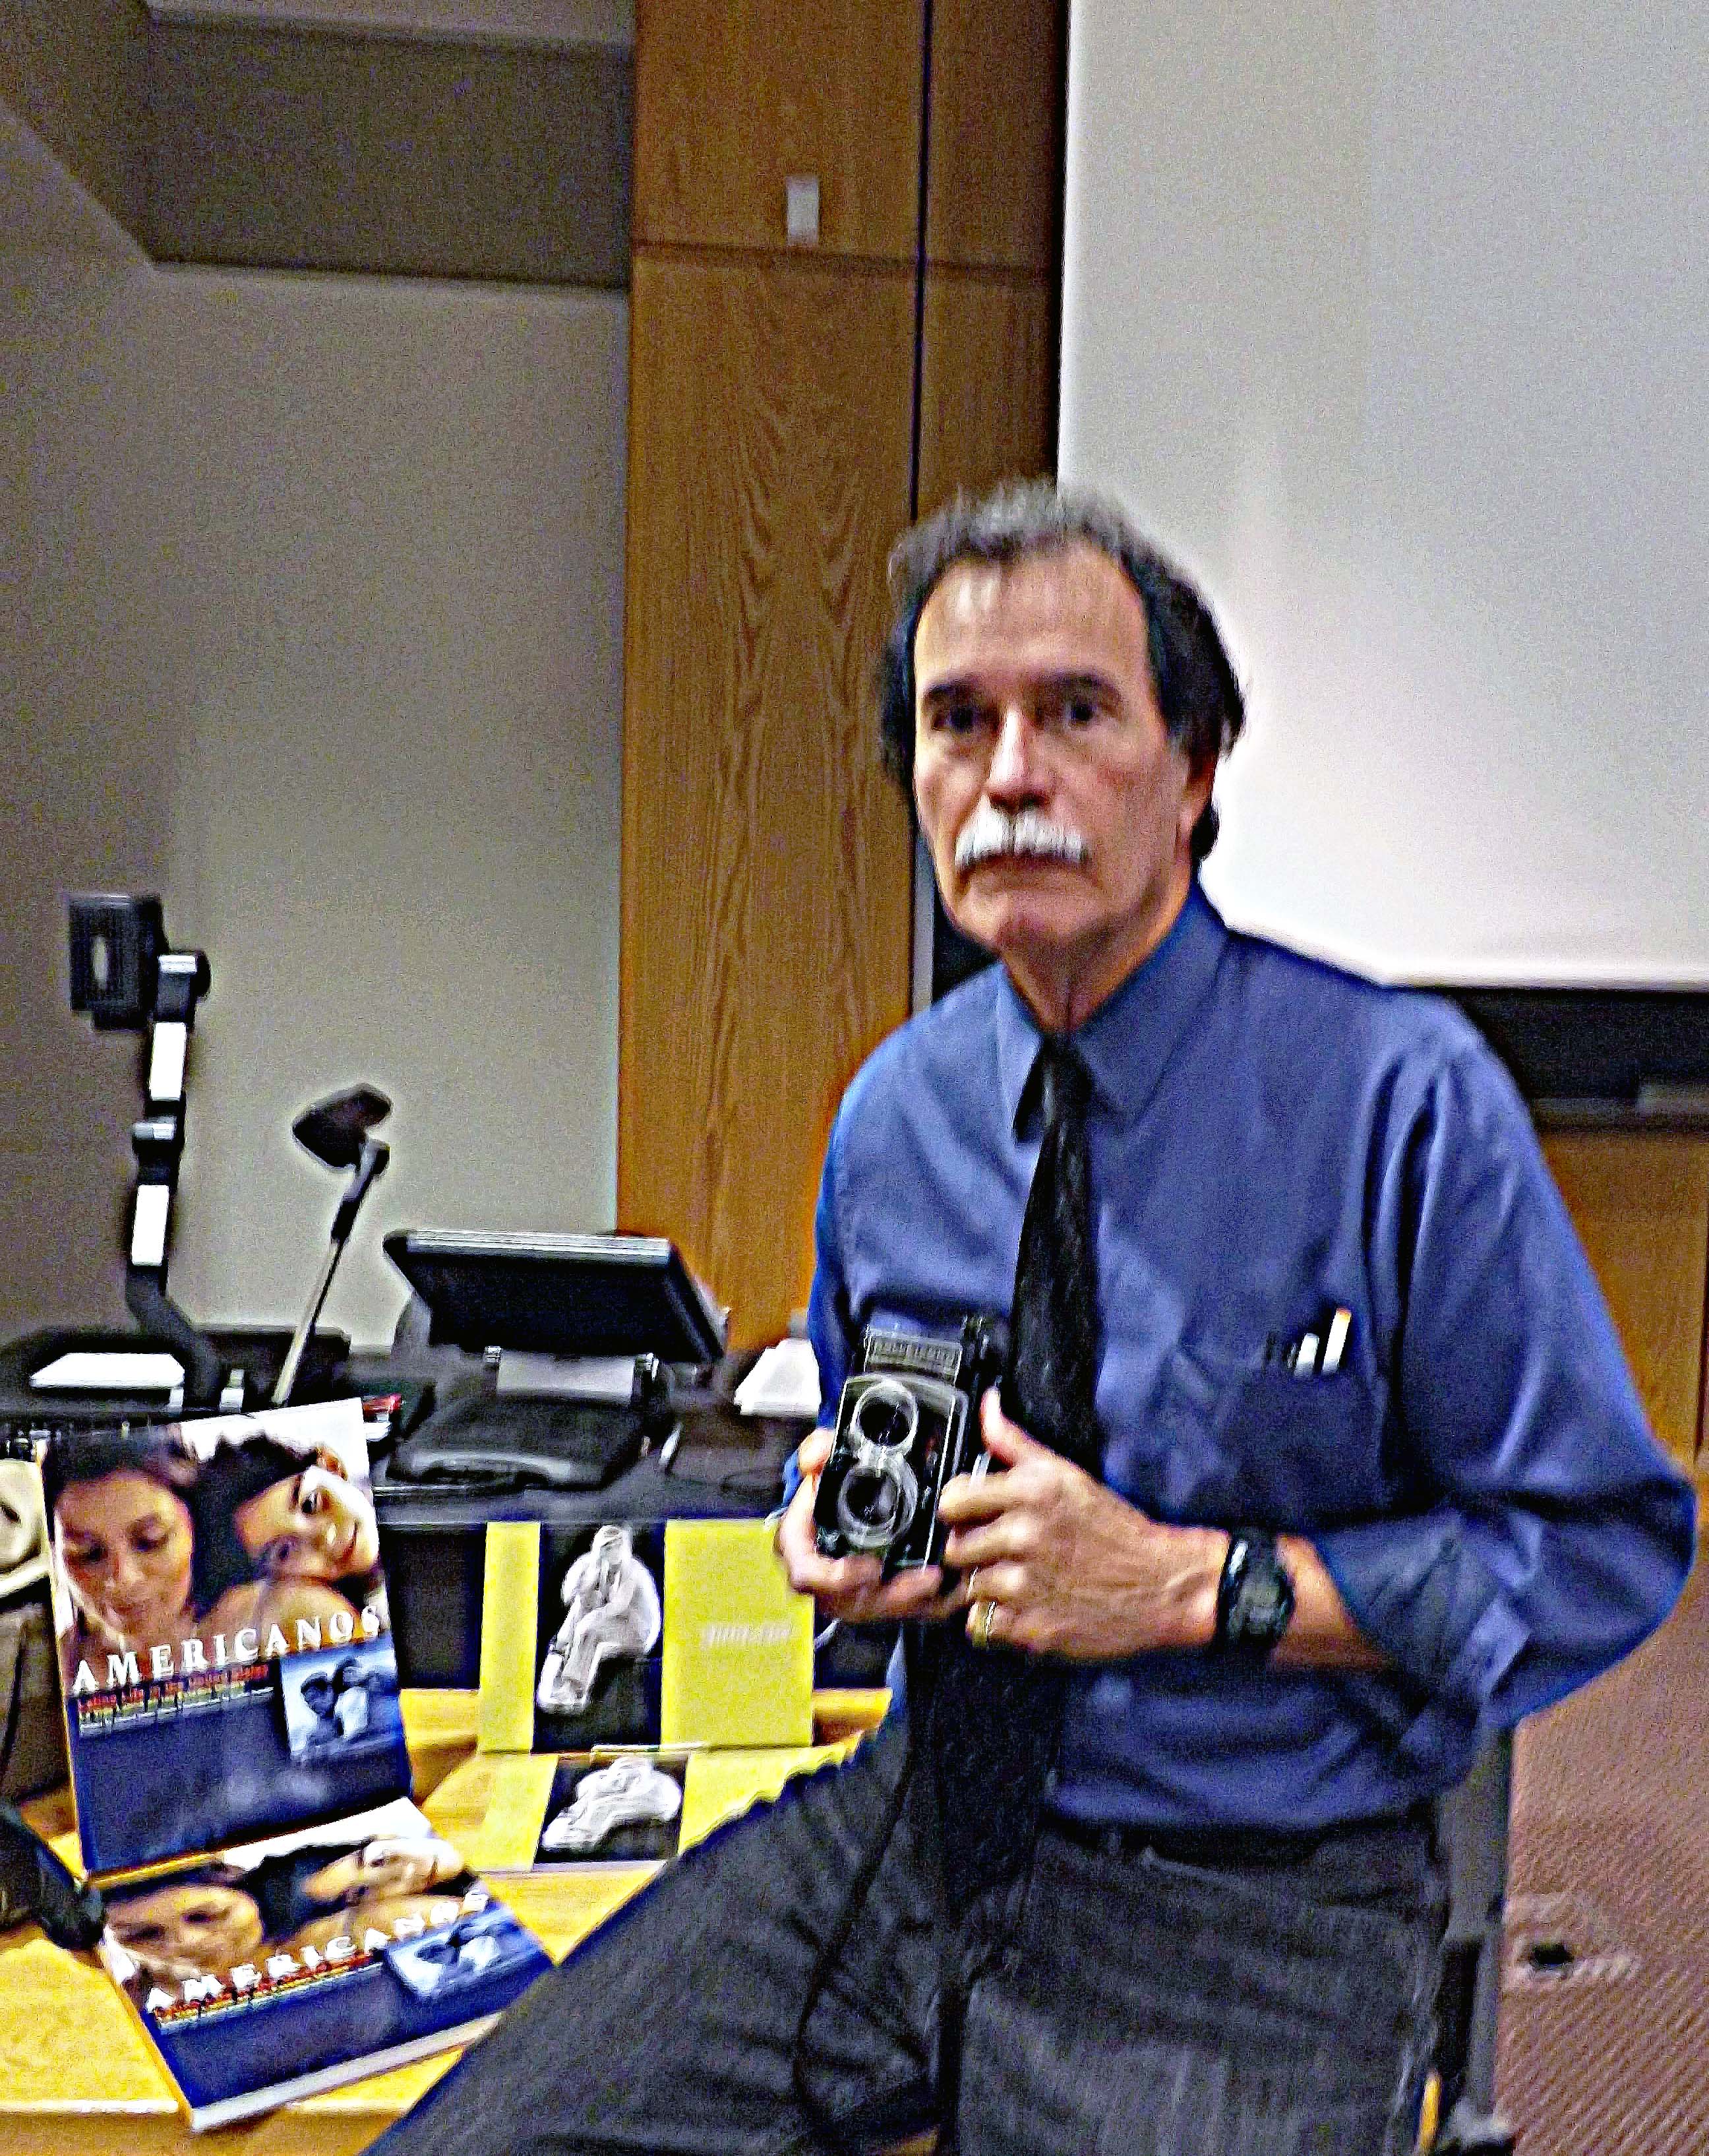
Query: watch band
1212 1529 1296 1661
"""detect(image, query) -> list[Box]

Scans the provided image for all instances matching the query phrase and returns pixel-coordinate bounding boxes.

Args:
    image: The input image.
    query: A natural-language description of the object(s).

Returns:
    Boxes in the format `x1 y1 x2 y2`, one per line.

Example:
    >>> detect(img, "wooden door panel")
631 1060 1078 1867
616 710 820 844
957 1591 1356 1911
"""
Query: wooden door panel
926 0 1064 274
620 253 916 1345
917 270 1056 516
1542 1129 1709 1474
635 1 923 261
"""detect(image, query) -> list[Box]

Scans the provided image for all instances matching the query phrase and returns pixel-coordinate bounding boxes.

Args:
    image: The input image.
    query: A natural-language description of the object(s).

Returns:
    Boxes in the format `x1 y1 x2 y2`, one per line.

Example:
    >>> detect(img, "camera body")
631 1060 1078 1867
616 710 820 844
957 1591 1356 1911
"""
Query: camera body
813 1316 1007 1574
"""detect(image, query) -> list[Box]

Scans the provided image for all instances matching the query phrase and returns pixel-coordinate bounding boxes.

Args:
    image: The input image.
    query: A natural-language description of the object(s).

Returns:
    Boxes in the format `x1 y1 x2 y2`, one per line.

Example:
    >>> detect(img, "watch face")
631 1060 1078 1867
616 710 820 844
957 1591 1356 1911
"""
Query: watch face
1222 1534 1294 1656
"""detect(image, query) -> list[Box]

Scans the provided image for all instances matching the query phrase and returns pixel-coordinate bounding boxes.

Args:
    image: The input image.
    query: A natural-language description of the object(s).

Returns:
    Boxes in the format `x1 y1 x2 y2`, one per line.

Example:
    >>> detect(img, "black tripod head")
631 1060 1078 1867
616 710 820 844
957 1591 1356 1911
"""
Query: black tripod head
293 1085 392 1173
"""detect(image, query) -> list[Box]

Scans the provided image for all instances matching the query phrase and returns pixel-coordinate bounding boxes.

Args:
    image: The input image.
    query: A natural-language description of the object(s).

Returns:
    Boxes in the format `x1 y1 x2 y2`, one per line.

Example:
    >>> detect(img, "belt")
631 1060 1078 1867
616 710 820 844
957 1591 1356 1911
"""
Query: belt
1045 1804 1433 1871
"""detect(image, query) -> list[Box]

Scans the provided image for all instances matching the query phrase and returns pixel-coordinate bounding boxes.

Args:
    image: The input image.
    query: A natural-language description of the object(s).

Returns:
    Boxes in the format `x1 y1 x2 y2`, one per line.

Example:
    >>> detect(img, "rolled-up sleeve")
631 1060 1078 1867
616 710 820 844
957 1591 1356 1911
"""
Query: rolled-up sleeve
1316 1047 1695 1745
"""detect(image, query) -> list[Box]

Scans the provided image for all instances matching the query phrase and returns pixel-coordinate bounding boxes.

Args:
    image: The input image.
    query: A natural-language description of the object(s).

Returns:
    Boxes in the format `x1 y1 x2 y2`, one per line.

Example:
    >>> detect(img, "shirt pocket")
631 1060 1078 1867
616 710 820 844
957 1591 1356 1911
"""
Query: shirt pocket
1149 1342 1391 1529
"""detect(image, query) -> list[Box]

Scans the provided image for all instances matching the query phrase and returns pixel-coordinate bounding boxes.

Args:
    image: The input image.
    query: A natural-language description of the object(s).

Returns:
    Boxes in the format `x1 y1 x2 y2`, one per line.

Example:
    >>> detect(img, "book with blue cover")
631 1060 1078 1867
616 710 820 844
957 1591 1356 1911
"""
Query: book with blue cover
96 1795 553 2130
38 1398 412 1876
33 1401 552 2127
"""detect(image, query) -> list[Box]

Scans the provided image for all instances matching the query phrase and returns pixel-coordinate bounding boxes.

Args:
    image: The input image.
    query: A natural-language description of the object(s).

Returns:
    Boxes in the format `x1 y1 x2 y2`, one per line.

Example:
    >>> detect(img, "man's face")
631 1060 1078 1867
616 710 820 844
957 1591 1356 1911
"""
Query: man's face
911 543 1213 1029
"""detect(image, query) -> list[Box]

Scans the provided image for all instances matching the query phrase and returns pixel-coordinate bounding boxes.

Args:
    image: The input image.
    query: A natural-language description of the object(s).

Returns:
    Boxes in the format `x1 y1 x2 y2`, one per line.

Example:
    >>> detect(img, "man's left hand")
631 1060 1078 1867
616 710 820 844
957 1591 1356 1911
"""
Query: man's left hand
938 1390 1226 1659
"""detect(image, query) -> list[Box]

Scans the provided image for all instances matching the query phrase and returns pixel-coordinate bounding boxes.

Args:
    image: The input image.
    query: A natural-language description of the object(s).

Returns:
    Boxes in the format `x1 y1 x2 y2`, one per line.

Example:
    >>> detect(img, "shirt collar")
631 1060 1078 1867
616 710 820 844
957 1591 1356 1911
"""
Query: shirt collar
994 882 1229 1133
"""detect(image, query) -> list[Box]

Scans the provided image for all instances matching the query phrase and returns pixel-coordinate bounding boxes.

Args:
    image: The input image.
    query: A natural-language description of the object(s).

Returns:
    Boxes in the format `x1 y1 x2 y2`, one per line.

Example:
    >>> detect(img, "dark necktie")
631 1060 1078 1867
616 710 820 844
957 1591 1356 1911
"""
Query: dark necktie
922 1036 1103 1915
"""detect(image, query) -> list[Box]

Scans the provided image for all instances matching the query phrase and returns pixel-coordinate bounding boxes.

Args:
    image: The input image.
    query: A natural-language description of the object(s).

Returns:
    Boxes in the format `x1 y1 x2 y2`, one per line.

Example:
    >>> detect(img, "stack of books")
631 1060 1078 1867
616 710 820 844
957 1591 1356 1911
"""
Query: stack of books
29 1399 551 2130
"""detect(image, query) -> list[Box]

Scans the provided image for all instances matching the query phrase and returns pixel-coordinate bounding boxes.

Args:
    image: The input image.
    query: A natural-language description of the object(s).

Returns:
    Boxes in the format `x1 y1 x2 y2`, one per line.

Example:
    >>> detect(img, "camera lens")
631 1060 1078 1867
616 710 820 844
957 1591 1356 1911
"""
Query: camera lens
834 1451 918 1552
851 1378 918 1452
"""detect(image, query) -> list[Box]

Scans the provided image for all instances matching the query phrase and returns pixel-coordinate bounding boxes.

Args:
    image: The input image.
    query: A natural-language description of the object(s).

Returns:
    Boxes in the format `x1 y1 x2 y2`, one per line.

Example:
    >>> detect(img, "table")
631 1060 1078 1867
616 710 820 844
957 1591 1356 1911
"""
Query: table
0 1689 885 2155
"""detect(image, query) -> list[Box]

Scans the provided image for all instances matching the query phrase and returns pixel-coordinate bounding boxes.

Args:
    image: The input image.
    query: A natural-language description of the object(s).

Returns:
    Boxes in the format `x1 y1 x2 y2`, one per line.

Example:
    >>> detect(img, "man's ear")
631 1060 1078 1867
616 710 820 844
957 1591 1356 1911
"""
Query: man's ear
1179 751 1217 844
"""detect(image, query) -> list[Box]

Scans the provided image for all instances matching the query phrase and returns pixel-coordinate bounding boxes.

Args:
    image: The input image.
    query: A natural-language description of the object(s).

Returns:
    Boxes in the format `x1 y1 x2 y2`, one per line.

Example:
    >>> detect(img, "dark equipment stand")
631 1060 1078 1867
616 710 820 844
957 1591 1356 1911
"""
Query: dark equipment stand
271 1086 392 1407
67 896 227 1409
121 945 224 1408
62 895 361 1416
1433 1732 1518 2153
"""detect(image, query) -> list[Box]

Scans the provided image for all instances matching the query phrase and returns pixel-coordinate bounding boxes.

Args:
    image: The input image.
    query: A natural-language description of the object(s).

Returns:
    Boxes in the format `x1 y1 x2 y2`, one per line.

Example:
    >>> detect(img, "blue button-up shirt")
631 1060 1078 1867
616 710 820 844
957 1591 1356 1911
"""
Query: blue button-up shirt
806 885 1694 1828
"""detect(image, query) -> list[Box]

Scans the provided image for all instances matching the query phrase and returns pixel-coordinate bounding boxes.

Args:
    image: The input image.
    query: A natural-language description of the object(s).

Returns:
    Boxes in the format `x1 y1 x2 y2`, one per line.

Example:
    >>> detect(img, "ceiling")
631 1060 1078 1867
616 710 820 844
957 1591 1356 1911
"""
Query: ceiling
1 3 633 264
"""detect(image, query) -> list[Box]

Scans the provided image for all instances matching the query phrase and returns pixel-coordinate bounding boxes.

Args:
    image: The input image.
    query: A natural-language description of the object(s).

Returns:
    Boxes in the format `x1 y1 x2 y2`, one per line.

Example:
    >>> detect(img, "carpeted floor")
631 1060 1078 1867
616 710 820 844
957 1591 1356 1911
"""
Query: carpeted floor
1497 1560 1709 2153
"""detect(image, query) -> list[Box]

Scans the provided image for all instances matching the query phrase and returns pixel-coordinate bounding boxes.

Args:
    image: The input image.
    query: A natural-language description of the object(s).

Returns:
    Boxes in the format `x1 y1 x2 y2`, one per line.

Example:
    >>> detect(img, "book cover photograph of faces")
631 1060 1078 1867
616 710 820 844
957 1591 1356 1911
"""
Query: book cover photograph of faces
98 1797 552 2131
38 1398 409 1874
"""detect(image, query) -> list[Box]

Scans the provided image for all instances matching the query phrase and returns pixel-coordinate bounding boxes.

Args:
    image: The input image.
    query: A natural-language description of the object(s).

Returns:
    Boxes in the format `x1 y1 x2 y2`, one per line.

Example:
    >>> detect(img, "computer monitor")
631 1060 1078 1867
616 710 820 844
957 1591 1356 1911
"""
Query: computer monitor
383 1231 727 1365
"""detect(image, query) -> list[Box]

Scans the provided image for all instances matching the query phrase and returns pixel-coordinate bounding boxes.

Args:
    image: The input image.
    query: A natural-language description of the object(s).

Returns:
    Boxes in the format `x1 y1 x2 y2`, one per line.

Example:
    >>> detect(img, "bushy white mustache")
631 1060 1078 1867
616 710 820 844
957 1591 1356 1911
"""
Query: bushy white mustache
954 804 1091 873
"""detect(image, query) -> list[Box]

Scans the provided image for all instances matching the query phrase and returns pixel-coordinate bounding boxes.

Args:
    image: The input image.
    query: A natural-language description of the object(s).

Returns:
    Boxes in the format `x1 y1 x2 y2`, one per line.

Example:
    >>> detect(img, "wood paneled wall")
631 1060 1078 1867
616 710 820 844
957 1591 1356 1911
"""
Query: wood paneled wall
620 5 1065 1344
921 1 1063 509
634 1 924 259
925 0 1065 274
1543 1128 1709 1485
619 253 916 1328
917 272 1057 516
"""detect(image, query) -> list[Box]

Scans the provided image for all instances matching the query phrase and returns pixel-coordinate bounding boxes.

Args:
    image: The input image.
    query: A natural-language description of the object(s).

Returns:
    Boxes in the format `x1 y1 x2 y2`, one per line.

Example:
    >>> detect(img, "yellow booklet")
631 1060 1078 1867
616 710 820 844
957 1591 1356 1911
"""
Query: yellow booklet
449 1739 862 1874
477 1522 666 1753
659 1519 815 1748
677 1741 862 1852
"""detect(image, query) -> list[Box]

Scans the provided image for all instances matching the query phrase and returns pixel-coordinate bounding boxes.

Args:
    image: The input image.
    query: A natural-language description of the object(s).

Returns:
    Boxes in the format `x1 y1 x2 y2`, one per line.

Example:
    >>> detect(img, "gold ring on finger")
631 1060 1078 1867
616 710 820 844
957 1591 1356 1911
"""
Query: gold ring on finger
969 1597 996 1650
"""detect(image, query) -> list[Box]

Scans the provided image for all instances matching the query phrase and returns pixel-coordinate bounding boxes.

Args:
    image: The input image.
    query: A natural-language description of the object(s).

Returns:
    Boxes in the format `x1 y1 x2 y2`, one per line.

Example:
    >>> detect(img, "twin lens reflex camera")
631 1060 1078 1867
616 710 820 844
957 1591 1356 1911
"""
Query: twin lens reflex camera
812 1316 1007 1574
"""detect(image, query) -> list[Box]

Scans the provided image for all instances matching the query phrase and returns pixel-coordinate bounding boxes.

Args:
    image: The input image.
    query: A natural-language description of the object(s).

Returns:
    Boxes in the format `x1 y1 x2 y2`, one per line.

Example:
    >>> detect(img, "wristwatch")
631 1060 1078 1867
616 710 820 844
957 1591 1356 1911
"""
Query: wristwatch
1211 1529 1295 1661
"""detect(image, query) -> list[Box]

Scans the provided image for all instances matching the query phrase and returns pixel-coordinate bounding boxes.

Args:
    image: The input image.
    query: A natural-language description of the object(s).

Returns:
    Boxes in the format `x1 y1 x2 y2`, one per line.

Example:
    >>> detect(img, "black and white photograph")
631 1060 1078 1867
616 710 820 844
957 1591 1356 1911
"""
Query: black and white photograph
531 1524 664 1750
533 1754 686 1868
280 1639 403 1762
384 1905 548 2003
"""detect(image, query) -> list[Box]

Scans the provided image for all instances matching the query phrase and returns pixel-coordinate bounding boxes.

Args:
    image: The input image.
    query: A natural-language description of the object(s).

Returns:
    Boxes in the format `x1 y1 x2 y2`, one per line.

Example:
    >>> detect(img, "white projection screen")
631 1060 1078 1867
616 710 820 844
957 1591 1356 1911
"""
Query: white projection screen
1060 1 1707 986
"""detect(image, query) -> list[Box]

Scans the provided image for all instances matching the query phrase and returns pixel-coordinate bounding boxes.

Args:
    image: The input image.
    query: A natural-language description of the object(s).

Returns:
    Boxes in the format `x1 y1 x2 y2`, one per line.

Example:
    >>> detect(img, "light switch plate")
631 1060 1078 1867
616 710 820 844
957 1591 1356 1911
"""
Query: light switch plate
785 174 820 246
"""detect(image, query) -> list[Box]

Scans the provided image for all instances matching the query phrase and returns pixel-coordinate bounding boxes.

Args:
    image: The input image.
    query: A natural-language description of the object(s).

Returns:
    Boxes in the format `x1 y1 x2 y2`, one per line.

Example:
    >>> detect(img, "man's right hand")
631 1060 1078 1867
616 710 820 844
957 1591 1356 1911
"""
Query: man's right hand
775 1429 965 1625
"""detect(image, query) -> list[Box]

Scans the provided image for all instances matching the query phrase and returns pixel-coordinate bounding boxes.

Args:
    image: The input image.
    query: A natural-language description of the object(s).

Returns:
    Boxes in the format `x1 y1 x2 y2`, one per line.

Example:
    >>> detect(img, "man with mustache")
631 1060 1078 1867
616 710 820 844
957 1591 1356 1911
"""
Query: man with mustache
376 483 1692 2156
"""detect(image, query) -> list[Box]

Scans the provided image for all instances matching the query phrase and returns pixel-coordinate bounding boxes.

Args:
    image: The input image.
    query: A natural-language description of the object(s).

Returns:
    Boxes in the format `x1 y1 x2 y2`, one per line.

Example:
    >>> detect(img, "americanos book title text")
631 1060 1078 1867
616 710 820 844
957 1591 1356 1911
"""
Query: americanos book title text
70 1603 383 1706
136 1876 494 2023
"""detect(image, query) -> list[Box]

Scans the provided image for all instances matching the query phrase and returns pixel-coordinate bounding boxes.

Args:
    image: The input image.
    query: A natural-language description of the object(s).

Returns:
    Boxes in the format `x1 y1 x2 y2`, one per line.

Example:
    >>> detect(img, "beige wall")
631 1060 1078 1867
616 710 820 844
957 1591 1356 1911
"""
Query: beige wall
3 210 627 1347
1 129 153 1336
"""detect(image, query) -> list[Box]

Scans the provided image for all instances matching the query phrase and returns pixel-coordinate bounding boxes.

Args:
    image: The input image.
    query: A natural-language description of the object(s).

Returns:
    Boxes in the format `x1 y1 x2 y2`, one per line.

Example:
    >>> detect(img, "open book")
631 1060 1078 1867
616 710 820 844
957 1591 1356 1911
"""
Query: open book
96 1795 552 2130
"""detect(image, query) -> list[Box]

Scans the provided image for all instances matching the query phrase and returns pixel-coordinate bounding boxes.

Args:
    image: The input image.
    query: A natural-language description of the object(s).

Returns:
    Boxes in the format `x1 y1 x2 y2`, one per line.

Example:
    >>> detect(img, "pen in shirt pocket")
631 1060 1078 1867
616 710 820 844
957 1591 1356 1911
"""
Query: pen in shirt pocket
1264 1306 1352 1377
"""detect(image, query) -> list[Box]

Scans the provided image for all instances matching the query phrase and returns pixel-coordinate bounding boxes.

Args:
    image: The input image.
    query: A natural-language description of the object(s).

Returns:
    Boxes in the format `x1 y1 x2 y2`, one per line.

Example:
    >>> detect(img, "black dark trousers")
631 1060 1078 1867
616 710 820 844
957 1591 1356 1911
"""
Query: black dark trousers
373 1718 1445 2156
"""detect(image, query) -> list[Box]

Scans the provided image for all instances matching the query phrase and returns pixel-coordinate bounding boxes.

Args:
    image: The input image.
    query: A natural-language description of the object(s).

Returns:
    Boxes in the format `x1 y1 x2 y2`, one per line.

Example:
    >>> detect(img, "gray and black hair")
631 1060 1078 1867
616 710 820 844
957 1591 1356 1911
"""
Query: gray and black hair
875 480 1245 863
